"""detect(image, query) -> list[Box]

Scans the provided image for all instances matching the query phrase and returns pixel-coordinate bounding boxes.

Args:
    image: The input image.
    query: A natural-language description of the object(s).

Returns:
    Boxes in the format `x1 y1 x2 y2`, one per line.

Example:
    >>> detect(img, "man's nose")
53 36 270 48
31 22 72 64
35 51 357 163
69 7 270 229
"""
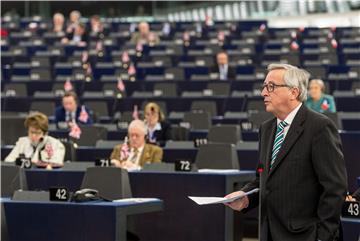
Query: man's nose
261 87 268 97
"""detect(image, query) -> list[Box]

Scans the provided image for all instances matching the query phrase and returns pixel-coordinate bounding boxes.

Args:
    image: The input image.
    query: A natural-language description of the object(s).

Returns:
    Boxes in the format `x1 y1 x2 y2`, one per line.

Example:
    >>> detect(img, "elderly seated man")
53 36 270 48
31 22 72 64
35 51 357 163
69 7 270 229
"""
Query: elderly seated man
130 21 160 45
66 10 81 34
110 119 163 170
52 12 65 33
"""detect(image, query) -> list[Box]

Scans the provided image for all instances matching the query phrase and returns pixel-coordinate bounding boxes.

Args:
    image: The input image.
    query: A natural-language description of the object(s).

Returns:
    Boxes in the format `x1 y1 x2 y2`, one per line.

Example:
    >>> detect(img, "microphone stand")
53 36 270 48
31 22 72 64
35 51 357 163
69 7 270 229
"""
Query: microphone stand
256 163 264 241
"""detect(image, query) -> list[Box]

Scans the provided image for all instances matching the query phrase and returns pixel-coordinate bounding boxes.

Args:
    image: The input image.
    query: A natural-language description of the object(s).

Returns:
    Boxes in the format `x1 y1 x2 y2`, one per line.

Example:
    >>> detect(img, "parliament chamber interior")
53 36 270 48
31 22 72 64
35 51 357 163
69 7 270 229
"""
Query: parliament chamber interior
1 1 359 241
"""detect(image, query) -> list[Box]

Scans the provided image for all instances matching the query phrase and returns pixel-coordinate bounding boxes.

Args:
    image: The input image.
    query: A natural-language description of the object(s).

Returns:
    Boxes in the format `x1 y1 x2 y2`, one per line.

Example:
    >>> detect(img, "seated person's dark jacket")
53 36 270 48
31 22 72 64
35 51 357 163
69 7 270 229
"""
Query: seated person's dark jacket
147 121 172 146
209 65 236 80
87 27 109 39
65 32 89 43
50 25 66 33
54 106 93 125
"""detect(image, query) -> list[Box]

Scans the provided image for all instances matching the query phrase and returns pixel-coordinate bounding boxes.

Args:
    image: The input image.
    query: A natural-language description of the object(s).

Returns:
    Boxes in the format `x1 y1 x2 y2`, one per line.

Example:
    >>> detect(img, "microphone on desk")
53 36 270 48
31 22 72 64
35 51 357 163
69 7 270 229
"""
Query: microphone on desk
39 138 48 162
15 153 31 168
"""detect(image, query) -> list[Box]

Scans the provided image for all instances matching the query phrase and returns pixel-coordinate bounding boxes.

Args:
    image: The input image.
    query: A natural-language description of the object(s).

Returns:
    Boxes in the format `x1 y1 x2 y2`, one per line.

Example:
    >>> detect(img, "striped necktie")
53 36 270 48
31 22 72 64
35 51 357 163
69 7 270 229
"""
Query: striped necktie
129 148 139 164
270 121 288 169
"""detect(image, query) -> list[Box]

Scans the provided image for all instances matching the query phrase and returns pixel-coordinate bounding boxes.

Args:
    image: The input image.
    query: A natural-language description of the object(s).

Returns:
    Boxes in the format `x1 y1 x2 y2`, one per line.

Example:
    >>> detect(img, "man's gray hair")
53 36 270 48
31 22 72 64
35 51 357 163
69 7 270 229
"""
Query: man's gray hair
267 63 310 102
70 10 81 18
53 13 65 21
128 119 147 135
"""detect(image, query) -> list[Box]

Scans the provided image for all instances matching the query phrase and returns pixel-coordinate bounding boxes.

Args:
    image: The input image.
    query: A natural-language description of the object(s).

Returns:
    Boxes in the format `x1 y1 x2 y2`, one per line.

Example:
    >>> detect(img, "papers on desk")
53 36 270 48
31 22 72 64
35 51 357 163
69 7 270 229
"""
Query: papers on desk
188 188 259 205
197 169 240 173
113 198 159 203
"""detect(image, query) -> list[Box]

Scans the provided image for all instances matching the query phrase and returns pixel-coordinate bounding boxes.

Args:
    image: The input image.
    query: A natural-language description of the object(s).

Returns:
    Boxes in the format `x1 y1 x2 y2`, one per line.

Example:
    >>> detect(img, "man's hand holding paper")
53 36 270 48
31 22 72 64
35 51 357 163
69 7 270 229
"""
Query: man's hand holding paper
188 188 258 209
223 190 249 211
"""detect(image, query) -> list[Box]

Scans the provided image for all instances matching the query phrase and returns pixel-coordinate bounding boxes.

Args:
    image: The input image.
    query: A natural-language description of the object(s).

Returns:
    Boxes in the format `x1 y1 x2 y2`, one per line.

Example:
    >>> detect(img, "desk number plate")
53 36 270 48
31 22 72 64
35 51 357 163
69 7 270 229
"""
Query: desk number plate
49 187 69 202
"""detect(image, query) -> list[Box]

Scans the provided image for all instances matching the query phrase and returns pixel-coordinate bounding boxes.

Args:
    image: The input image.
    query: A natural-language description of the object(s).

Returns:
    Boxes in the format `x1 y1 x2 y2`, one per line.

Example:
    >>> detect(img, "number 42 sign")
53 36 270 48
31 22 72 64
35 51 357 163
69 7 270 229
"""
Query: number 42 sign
49 187 69 202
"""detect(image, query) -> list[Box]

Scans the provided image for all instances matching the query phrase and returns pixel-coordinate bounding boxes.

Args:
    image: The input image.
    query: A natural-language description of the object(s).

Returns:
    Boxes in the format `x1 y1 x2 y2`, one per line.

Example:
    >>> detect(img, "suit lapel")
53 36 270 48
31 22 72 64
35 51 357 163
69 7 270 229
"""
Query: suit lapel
268 105 307 178
139 144 149 166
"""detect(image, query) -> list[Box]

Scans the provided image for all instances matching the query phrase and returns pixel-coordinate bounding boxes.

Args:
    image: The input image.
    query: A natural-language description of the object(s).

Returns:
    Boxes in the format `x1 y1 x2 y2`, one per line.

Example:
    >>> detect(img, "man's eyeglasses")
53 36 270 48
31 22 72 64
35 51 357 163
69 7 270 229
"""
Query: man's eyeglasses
262 82 291 92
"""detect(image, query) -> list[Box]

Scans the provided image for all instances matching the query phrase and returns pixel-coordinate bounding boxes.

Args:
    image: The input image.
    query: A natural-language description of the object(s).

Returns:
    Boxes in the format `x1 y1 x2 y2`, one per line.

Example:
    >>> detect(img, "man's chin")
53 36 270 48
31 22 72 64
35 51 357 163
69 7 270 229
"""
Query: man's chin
264 105 273 113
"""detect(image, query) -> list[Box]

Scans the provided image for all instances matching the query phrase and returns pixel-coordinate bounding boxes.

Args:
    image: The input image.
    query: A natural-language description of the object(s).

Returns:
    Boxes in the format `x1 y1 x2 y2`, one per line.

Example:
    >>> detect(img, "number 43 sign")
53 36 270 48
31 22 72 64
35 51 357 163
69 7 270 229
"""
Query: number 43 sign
342 201 360 218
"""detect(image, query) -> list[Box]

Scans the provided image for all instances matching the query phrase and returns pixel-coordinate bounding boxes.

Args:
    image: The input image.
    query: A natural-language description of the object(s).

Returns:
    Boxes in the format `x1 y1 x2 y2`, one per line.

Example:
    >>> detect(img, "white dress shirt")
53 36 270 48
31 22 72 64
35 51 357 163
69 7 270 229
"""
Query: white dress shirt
276 103 302 139
147 122 162 142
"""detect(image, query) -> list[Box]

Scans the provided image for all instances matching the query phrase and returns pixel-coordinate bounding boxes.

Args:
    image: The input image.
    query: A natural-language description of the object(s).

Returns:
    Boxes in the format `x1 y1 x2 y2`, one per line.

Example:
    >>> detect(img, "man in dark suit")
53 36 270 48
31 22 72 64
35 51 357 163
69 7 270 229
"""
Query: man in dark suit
209 51 236 81
225 63 347 241
54 91 93 125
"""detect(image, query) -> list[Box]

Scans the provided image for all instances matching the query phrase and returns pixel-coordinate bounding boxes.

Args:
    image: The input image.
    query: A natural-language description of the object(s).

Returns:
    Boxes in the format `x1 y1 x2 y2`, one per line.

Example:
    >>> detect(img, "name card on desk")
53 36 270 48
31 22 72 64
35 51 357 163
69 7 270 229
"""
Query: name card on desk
193 138 208 148
241 122 253 131
15 157 32 169
153 90 163 97
210 73 219 80
165 73 174 80
95 159 111 167
117 121 129 129
342 201 360 218
49 187 69 202
179 122 191 129
175 160 192 172
203 89 213 96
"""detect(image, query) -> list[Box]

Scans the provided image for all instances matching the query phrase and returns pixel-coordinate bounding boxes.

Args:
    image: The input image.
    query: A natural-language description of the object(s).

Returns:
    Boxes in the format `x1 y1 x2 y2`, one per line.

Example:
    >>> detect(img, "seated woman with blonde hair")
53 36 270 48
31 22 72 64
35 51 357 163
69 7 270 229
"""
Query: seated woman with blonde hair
144 102 171 146
5 112 65 169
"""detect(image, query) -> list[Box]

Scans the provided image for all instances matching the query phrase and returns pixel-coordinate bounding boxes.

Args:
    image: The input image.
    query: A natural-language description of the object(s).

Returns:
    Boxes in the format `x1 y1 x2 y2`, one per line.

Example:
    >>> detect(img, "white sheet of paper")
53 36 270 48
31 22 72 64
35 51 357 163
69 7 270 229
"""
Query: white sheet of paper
113 198 159 203
188 188 259 205
197 169 240 173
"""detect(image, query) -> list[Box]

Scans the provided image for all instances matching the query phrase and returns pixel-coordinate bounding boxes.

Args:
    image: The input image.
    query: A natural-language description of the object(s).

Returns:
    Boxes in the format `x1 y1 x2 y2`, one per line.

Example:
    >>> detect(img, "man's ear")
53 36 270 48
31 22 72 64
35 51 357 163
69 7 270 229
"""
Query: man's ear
290 87 300 100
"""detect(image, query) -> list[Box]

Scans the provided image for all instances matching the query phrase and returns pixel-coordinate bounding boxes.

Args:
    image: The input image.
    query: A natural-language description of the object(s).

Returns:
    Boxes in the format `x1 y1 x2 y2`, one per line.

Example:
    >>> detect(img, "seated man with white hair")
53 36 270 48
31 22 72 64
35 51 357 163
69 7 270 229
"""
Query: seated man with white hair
52 12 65 33
110 119 163 170
130 21 160 45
